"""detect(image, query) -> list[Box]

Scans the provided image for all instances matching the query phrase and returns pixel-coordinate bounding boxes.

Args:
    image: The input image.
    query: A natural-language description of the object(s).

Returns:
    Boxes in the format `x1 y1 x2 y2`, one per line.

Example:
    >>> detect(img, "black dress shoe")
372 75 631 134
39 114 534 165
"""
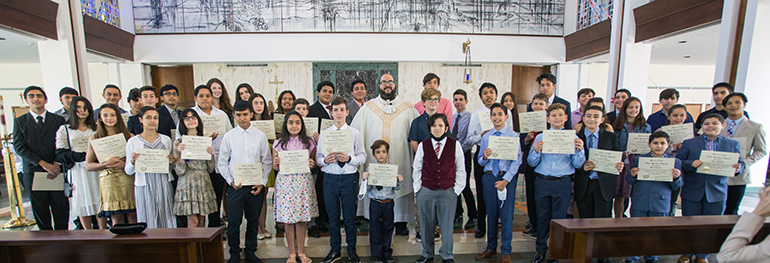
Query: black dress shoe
395 224 409 236
464 218 477 230
415 231 422 243
348 251 360 263
372 257 384 263
385 256 395 263
525 220 532 229
414 256 433 263
442 259 454 263
597 258 612 263
531 252 546 263
321 251 341 263
522 228 536 235
474 228 484 238
245 253 262 263
308 226 321 238
227 256 240 263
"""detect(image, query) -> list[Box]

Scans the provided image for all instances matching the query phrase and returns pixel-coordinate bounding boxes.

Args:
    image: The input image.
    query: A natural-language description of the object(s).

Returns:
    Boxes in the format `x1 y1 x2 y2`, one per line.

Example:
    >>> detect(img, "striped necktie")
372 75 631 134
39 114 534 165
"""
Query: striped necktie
435 142 441 156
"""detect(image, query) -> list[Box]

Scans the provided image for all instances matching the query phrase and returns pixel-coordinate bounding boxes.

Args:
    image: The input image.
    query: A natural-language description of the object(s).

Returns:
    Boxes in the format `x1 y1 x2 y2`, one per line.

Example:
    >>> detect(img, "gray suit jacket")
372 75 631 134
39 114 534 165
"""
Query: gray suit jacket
346 100 362 125
720 118 767 185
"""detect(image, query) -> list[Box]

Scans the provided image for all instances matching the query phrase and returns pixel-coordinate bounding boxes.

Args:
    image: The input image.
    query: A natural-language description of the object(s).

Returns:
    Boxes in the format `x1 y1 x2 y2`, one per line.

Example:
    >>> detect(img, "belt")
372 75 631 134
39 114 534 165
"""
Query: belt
372 198 393 204
536 173 568 181
485 171 506 176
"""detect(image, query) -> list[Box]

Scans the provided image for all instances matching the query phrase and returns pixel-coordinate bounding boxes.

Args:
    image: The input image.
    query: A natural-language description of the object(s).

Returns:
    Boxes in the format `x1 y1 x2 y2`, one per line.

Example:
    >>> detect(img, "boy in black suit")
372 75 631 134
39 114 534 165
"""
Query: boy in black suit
14 86 68 230
307 81 336 232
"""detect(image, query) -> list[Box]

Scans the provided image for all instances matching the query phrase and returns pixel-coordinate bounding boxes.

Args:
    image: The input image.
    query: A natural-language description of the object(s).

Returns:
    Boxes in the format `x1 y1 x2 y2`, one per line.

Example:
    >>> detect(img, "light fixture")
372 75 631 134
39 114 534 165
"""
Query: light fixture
684 56 691 59
678 40 687 44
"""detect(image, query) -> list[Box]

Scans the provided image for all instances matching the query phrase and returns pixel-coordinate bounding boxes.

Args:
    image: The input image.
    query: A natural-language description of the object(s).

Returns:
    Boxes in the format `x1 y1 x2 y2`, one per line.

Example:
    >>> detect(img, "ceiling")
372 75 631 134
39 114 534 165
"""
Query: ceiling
0 26 125 64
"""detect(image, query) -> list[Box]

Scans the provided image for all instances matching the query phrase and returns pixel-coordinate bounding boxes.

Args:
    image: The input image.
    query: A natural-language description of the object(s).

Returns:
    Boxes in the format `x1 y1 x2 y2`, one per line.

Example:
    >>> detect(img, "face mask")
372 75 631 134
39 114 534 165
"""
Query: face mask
430 130 448 141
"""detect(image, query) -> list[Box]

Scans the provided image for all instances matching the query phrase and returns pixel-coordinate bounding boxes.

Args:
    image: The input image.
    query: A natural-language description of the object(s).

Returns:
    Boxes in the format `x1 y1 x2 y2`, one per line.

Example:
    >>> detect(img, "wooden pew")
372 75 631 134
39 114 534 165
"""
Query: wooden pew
0 227 224 263
549 215 770 263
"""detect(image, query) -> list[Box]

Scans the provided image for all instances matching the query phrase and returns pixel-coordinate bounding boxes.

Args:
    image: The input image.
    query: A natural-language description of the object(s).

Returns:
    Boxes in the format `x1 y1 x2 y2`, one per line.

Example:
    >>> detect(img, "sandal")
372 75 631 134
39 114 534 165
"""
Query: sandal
287 254 297 263
298 254 312 263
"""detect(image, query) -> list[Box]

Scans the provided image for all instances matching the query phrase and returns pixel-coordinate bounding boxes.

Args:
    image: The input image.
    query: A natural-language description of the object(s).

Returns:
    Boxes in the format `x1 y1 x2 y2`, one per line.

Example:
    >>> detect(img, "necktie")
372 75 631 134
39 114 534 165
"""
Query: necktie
337 127 346 167
326 105 333 120
451 114 460 138
435 142 441 156
170 109 179 125
588 134 596 149
492 131 501 175
36 116 43 130
728 121 736 138
376 185 383 190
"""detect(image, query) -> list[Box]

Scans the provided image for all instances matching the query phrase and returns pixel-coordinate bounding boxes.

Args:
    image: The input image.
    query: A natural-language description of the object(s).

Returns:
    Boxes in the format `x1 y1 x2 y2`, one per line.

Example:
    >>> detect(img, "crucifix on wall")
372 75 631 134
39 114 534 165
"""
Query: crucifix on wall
269 75 284 113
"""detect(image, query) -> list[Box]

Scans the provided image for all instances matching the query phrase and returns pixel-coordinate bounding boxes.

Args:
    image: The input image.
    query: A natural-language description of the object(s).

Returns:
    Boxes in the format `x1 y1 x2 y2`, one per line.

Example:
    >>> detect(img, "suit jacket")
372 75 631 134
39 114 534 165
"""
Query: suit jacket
346 100 362 125
676 135 744 203
308 101 331 133
13 112 67 177
625 153 683 213
720 118 767 185
575 128 619 202
157 105 182 138
126 114 142 136
527 95 572 129
607 110 618 125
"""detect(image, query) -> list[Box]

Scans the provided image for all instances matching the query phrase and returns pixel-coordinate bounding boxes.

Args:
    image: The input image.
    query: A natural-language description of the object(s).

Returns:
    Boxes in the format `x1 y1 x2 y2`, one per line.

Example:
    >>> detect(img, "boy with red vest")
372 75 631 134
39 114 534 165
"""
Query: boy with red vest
412 113 466 263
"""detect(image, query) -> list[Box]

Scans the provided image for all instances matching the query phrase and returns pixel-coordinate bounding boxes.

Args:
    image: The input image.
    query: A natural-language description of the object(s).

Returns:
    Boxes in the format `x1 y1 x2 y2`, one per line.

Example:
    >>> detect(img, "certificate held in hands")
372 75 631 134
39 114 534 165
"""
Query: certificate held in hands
589 149 622 175
518 111 547 133
697 150 740 177
136 148 170 174
627 133 651 154
91 133 127 162
488 136 519 160
274 114 285 132
478 111 493 131
32 172 64 191
320 129 353 154
304 117 319 136
71 136 89 153
637 157 675 182
662 123 694 144
201 115 229 136
368 164 398 187
320 119 335 131
251 120 276 140
181 135 212 160
278 150 310 175
233 163 263 186
543 130 576 154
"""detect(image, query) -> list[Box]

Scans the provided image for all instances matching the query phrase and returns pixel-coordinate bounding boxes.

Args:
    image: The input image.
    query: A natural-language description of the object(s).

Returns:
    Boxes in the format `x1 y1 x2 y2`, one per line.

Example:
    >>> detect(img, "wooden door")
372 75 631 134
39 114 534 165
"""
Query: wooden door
150 65 195 108
511 65 551 113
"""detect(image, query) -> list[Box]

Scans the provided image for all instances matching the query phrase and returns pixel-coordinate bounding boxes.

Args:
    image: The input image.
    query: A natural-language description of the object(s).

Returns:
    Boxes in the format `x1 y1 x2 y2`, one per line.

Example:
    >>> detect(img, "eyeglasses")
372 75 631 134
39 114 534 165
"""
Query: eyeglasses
425 98 440 102
182 116 197 121
163 92 179 96
379 80 395 85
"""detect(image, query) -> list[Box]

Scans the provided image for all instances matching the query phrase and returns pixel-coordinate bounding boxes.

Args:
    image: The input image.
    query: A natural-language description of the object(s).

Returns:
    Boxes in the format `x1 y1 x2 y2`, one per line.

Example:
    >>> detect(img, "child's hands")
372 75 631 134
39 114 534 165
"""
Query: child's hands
362 172 370 180
396 174 404 183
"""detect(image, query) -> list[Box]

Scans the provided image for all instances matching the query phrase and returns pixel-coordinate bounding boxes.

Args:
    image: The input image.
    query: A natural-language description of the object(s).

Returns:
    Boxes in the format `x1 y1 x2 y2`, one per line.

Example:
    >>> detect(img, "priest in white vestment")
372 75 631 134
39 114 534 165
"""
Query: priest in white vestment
352 73 419 232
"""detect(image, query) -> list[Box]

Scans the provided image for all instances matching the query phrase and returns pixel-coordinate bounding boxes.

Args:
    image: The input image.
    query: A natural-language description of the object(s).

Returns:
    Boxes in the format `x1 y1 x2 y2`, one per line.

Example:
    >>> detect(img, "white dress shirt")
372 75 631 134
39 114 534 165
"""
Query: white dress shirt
465 106 514 147
411 137 466 196
315 123 367 174
217 124 272 186
29 110 46 123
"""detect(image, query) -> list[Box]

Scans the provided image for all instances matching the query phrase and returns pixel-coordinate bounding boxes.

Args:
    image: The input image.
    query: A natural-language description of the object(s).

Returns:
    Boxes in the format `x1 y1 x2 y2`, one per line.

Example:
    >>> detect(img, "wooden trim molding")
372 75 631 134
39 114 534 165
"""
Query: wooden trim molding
0 0 58 40
83 15 135 61
634 0 723 43
564 20 612 62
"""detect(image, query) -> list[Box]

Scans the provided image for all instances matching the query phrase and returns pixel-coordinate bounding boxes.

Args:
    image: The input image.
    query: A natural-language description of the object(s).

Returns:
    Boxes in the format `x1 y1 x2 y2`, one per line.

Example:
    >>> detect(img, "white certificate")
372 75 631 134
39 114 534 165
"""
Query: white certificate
589 149 622 175
543 130 576 154
304 117 319 136
91 134 127 162
71 136 89 153
278 150 310 175
518 111 547 133
181 135 212 160
232 163 263 186
627 133 651 154
320 130 353 154
368 163 398 187
478 111 494 132
488 136 519 160
274 114 285 132
32 172 64 191
320 119 335 131
201 115 229 136
697 150 740 177
662 123 694 144
251 120 276 140
637 157 675 182
135 148 170 174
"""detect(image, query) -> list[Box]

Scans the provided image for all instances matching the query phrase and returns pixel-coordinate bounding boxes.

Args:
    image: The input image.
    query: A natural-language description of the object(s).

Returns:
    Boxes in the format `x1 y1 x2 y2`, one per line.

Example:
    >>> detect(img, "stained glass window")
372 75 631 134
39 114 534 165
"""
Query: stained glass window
82 0 121 27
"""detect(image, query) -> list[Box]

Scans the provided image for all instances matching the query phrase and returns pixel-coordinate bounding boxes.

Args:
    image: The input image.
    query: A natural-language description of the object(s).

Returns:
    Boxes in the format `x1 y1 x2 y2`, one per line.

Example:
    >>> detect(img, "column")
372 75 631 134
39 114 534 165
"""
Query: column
606 0 652 111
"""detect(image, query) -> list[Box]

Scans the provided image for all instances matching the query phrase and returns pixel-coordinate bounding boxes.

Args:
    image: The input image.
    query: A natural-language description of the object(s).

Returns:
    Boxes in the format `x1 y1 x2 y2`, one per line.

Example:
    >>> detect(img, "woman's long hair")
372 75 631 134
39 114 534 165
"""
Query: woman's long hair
178 108 204 137
248 93 272 121
500 92 520 133
94 103 131 140
613 96 646 131
276 90 296 114
207 78 233 117
67 96 97 131
276 111 312 150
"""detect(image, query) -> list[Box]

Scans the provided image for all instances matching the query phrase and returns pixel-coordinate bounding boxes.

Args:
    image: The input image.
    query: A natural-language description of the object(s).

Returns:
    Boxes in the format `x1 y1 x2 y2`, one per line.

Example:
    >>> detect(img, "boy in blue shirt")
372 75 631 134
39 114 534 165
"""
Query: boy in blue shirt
527 103 586 263
361 140 404 263
625 131 683 263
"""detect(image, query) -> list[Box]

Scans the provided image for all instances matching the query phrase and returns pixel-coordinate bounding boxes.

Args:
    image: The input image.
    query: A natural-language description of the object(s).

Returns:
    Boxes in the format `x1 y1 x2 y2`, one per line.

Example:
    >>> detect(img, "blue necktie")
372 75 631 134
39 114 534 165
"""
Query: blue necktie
588 134 597 179
492 131 501 175
728 121 736 138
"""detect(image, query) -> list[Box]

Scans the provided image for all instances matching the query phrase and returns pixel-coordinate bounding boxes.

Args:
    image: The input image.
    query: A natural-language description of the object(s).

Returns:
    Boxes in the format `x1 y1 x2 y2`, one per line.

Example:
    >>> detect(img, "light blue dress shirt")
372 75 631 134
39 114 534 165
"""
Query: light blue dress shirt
453 109 472 152
478 127 522 182
527 128 586 177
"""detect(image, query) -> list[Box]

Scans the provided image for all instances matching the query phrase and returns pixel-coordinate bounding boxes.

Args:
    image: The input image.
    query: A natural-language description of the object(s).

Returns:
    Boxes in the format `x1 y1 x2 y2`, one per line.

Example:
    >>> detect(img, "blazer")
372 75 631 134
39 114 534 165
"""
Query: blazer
527 95 572 129
157 105 182 138
346 100 362 125
308 101 331 132
625 153 683 213
676 135 744 203
575 128 620 202
13 112 67 176
720 119 767 186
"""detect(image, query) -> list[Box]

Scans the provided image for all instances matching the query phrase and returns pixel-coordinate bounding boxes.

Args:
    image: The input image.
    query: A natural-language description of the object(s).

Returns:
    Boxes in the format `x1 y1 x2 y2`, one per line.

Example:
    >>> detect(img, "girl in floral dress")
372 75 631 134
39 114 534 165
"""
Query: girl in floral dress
173 109 218 227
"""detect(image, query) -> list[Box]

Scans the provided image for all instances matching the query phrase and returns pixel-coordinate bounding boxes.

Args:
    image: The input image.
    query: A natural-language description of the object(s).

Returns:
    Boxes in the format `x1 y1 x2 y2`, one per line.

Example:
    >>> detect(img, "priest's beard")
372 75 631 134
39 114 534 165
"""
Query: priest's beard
379 89 396 101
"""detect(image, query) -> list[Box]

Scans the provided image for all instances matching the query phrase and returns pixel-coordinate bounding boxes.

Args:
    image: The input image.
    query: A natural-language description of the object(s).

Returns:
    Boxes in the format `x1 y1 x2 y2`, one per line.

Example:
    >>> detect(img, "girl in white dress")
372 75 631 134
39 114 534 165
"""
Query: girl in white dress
56 97 104 229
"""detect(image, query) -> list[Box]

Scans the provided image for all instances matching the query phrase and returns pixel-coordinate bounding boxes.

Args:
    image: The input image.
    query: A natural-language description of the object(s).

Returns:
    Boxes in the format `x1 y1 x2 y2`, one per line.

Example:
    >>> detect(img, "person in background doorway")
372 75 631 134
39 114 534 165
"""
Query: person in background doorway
646 88 693 132
571 88 594 128
527 73 572 129
53 87 78 121
347 80 367 124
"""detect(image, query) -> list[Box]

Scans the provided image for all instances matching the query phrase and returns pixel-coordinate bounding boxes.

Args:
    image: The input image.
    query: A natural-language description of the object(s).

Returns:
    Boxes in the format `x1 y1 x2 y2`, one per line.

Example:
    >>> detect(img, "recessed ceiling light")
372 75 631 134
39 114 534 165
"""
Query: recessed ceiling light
0 37 5 40
678 40 687 44
684 56 691 59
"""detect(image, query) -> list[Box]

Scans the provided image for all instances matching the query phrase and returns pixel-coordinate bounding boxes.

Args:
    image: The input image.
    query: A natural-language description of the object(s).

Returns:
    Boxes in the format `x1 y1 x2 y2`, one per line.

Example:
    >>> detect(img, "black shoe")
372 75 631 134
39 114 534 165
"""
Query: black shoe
522 228 536 235
321 251 341 263
531 252 546 263
525 220 532 229
414 256 433 263
395 223 409 236
415 231 422 243
464 218 477 230
474 228 484 238
348 251 360 263
546 260 558 263
385 256 395 263
309 226 321 238
597 258 612 263
372 257 384 263
245 253 262 263
227 256 240 263
434 229 440 240
442 260 454 263
645 260 658 263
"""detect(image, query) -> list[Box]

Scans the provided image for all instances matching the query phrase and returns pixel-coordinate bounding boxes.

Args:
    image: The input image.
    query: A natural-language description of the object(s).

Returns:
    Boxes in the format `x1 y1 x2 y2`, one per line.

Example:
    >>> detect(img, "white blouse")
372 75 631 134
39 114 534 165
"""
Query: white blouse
124 134 173 187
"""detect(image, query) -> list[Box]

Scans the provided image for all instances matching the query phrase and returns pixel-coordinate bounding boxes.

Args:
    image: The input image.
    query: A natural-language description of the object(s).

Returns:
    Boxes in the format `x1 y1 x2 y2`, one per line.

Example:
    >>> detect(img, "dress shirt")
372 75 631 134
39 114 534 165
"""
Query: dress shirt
355 99 363 108
647 109 694 132
321 102 332 118
477 127 522 182
411 137 466 195
408 112 433 144
571 109 583 128
414 98 454 128
315 123 367 174
365 163 404 200
53 108 69 121
29 110 46 123
452 109 472 152
527 128 586 177
726 116 746 137
695 107 750 132
217 125 272 186
188 105 232 173
584 128 600 179
547 94 555 105
465 106 514 148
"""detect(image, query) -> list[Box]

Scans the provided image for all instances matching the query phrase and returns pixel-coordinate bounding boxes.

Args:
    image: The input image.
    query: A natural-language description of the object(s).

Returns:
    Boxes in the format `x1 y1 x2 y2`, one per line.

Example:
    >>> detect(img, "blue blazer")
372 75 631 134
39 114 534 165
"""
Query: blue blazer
626 153 683 213
675 135 744 203
527 95 572 129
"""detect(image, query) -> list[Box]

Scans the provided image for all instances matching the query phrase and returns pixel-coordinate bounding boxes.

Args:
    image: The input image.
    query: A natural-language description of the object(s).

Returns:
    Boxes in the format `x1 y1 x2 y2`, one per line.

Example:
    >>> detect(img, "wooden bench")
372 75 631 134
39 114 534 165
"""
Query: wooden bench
549 215 770 263
0 227 224 263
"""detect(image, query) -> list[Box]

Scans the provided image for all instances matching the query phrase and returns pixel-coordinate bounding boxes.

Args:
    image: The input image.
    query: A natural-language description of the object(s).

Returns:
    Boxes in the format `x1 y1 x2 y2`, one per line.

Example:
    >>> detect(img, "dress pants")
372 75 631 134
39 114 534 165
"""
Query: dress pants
315 171 328 224
482 172 517 254
24 172 69 230
682 196 726 259
669 187 681 216
208 172 226 227
534 174 572 254
724 185 747 215
226 185 265 257
626 210 667 263
416 188 457 260
324 173 358 253
524 169 537 231
575 179 612 219
473 150 486 231
369 199 395 258
455 150 477 219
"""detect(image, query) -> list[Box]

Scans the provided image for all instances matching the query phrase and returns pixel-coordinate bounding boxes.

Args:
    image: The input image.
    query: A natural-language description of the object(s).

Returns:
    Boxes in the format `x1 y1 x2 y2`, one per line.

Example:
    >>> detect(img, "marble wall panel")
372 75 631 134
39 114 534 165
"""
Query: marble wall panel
193 63 314 108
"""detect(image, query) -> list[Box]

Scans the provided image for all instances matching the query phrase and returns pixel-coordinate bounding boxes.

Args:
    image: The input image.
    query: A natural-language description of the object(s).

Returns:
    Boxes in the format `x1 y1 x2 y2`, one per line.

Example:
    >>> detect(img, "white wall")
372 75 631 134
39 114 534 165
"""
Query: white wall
587 62 610 101
647 64 716 88
193 63 315 107
0 63 43 133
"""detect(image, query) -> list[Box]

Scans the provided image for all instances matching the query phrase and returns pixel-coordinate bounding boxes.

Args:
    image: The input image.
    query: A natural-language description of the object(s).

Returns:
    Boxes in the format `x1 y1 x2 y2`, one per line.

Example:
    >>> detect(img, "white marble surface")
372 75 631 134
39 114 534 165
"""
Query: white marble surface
193 63 314 106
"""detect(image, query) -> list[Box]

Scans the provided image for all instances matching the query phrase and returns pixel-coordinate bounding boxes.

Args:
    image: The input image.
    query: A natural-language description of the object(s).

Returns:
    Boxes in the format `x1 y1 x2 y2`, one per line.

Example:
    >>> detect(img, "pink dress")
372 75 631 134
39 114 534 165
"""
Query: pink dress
272 136 319 224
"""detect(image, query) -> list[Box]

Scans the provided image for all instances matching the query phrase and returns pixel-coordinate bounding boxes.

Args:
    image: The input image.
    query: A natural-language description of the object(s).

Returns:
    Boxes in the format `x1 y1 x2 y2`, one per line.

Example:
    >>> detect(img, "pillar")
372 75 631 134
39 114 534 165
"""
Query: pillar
606 0 652 111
